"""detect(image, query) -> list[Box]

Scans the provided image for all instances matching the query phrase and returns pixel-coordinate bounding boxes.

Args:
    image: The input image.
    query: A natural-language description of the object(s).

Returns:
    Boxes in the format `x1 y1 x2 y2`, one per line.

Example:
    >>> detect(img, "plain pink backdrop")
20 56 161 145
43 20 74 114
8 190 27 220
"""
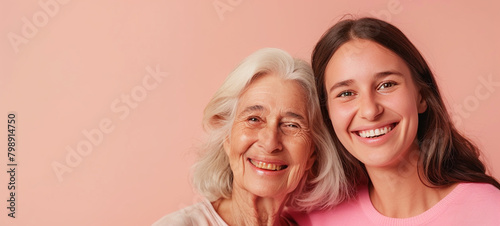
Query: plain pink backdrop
1 1 499 225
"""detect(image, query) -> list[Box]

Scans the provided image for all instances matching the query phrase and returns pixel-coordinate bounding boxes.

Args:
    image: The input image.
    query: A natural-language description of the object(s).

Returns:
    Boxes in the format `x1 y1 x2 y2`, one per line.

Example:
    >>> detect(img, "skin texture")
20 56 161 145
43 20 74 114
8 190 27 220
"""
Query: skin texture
325 39 427 170
324 39 455 218
216 73 315 225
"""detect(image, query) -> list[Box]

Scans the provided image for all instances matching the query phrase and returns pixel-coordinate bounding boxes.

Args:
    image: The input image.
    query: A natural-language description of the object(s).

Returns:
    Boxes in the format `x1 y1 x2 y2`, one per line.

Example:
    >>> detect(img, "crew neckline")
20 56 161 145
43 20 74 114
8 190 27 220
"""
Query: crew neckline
205 199 229 226
359 183 469 225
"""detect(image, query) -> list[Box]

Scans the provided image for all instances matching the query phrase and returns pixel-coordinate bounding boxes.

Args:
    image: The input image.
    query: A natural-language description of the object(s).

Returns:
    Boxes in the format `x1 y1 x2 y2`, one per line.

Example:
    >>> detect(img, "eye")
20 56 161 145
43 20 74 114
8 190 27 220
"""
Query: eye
247 117 261 123
337 90 355 97
283 123 299 128
280 122 302 135
378 81 396 90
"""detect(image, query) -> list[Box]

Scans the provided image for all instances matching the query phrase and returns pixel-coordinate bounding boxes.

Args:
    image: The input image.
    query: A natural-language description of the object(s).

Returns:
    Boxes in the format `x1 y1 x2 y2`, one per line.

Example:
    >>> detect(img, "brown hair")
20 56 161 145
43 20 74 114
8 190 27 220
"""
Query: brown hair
312 17 500 192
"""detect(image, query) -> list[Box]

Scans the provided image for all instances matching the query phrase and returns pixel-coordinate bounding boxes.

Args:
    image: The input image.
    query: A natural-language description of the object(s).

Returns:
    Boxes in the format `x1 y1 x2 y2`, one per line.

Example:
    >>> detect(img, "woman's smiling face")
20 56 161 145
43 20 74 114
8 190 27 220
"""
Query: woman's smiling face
224 73 315 199
324 39 427 170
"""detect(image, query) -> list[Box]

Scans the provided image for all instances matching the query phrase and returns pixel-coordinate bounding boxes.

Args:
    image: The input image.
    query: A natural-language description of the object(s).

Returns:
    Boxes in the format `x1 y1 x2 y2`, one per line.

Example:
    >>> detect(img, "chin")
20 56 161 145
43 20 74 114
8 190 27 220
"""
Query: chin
247 184 287 198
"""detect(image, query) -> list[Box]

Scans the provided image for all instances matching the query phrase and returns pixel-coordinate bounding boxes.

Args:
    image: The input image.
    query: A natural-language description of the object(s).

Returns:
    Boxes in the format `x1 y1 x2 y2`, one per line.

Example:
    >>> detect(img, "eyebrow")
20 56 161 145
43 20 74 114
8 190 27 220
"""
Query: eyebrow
376 70 404 78
239 105 265 117
284 111 305 121
328 79 354 94
238 105 306 122
328 70 404 93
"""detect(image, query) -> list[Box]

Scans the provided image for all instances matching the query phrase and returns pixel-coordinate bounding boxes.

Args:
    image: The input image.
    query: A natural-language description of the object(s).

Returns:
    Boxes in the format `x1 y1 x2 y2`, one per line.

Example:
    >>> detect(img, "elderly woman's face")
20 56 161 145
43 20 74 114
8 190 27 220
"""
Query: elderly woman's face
224 73 315 199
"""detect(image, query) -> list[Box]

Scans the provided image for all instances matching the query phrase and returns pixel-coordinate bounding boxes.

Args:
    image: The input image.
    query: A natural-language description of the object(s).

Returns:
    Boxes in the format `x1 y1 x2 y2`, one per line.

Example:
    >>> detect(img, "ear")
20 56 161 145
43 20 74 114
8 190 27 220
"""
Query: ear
417 92 427 114
209 115 225 129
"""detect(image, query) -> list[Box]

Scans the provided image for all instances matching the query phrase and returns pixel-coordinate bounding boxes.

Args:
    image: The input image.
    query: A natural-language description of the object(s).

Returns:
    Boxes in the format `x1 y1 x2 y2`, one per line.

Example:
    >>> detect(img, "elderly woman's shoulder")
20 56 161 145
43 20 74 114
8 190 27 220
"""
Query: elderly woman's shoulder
152 199 228 226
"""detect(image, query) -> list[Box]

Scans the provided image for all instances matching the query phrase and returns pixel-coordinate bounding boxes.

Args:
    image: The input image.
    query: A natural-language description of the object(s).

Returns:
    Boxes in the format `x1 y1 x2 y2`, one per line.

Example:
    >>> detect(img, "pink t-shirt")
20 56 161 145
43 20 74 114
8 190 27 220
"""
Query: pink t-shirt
292 183 500 226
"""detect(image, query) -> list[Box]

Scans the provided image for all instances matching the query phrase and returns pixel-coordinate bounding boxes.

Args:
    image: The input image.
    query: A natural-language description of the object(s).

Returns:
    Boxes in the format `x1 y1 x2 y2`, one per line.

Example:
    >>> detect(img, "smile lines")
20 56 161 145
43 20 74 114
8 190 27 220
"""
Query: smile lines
249 159 288 171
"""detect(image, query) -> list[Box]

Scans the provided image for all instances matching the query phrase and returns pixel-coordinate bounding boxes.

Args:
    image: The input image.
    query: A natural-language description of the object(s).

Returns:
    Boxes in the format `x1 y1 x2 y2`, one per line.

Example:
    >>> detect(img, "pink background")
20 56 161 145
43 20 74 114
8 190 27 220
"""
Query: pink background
1 1 499 225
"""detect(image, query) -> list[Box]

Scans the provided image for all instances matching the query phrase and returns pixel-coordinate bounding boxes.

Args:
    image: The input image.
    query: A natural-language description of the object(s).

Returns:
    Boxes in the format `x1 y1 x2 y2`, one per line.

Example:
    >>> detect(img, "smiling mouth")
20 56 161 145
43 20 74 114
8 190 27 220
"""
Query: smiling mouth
249 159 288 171
356 123 397 138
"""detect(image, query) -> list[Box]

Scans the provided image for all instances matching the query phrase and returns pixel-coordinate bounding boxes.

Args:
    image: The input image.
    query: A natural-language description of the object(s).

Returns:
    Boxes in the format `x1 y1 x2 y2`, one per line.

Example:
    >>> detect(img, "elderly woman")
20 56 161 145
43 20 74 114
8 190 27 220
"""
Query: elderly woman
153 48 349 225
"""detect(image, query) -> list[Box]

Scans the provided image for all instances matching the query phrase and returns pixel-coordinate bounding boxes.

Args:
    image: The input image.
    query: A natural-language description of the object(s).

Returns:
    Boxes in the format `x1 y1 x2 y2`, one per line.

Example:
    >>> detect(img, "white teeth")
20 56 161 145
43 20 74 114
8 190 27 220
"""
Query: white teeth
250 159 286 171
358 126 393 138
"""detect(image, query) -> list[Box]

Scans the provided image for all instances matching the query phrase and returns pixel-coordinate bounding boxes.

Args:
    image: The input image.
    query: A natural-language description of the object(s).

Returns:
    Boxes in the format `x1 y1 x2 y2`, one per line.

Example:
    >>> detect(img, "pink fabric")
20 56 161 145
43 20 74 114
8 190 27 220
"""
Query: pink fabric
292 183 500 226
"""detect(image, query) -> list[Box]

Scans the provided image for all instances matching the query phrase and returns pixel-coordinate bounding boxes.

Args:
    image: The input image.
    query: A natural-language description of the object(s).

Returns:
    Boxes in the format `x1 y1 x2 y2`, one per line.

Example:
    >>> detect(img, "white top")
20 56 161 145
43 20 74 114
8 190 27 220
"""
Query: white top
153 199 228 226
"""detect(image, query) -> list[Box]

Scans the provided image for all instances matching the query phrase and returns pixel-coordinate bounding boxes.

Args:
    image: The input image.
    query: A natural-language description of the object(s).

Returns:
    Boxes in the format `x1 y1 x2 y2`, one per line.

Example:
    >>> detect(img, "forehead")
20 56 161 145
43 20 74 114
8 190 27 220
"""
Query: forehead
325 39 412 82
236 73 308 114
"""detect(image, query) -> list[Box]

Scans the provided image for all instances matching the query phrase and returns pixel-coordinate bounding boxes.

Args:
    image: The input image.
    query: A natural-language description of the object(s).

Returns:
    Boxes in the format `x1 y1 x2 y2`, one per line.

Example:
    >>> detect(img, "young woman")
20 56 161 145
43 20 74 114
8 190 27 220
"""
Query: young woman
292 17 500 225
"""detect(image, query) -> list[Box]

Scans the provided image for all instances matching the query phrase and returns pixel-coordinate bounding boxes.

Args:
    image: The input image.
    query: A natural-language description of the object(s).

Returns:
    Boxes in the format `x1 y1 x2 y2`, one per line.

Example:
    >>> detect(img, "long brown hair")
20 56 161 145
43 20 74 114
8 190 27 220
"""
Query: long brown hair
312 17 500 192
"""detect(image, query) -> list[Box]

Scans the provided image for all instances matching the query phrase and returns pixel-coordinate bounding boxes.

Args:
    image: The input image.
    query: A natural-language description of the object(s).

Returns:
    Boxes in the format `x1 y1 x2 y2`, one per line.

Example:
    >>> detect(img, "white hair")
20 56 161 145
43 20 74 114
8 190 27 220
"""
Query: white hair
192 48 349 211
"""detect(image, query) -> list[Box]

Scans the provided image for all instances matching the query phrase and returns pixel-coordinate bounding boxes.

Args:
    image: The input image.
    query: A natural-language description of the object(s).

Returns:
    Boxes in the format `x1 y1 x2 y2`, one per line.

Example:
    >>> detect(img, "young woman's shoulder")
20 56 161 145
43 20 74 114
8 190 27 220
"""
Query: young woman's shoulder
456 182 500 204
435 182 500 225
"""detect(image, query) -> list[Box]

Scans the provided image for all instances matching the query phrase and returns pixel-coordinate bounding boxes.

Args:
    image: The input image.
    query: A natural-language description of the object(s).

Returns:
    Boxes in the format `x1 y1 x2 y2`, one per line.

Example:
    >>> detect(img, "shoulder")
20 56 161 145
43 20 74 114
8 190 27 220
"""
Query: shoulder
433 183 500 225
152 199 227 226
289 187 371 225
453 182 500 204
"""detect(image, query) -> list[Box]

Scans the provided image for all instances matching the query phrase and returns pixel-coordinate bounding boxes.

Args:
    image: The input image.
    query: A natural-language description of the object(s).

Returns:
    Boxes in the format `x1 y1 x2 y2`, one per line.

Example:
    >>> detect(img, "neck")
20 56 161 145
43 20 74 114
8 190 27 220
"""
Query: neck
365 146 456 218
213 187 289 226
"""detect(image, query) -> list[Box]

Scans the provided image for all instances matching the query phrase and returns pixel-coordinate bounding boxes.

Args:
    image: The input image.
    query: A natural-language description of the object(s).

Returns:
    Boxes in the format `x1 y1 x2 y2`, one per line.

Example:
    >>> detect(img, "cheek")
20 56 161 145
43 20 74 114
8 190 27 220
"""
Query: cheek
386 93 420 118
287 141 314 187
229 126 257 155
290 141 315 189
328 101 354 131
286 135 313 162
227 129 252 174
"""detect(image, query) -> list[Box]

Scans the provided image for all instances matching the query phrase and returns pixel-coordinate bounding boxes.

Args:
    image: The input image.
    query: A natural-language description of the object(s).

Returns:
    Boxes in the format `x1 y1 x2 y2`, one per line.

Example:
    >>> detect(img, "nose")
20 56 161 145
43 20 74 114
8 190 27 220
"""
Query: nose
358 93 383 121
258 123 283 153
